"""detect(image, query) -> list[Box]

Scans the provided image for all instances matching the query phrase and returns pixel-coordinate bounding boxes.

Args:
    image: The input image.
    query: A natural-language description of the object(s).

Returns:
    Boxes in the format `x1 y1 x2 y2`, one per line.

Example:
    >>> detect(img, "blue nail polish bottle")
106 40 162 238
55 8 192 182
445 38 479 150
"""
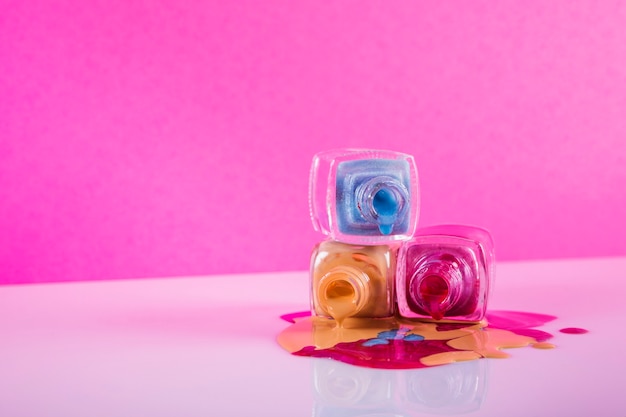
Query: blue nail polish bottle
310 149 419 244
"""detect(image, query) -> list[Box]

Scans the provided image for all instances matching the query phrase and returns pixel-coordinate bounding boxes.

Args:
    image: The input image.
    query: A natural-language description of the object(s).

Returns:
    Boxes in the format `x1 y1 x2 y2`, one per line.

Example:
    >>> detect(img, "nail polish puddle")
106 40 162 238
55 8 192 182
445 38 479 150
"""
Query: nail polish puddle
277 311 587 369
559 327 589 334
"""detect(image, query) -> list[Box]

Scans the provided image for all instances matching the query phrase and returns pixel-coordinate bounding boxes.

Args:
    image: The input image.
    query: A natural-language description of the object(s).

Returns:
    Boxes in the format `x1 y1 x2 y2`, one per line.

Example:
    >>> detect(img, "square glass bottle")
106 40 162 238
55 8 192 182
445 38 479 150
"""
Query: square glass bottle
311 240 397 324
309 149 419 244
396 225 495 322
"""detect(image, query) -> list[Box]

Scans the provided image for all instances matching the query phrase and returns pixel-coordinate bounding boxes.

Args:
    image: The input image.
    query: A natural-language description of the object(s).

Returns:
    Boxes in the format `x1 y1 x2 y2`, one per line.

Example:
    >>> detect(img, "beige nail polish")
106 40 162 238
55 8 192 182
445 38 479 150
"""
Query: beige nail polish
311 240 397 325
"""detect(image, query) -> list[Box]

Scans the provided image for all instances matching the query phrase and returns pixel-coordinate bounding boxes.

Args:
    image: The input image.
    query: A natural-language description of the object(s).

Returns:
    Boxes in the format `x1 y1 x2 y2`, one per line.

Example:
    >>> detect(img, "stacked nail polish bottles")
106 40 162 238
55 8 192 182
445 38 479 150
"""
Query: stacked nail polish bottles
309 149 495 323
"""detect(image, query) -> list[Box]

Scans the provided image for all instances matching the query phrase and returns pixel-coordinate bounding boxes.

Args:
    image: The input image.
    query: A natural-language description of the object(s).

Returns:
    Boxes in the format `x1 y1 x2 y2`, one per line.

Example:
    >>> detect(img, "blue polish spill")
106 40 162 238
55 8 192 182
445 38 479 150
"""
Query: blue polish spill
404 334 425 342
362 330 425 347
378 330 399 339
363 338 390 347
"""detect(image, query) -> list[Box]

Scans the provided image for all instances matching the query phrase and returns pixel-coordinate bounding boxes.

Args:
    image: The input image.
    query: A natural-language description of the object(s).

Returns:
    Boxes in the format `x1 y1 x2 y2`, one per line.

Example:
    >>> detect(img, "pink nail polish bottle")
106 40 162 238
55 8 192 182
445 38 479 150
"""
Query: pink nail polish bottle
397 225 495 322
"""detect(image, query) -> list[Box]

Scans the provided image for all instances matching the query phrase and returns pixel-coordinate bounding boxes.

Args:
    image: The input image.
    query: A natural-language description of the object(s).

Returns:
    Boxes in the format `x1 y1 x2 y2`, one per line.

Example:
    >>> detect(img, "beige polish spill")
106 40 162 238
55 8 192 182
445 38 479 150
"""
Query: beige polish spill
420 351 482 366
531 342 556 349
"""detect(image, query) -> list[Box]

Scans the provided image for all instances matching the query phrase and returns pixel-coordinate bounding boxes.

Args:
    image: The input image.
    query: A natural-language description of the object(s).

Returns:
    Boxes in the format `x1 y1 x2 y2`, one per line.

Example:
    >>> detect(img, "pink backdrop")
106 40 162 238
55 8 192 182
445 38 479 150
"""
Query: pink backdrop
2 1 625 284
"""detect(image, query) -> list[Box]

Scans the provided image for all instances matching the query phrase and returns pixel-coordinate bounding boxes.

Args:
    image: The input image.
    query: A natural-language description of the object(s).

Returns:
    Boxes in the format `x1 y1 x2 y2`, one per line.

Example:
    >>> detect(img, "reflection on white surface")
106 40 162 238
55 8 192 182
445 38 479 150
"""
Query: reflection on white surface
1 259 626 415
398 360 487 414
313 359 393 412
313 359 487 416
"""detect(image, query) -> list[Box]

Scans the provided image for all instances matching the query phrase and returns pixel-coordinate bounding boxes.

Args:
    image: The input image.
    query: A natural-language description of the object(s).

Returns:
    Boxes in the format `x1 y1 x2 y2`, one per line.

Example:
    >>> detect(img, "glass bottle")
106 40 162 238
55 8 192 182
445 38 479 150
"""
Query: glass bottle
311 240 397 324
397 225 495 322
309 149 419 244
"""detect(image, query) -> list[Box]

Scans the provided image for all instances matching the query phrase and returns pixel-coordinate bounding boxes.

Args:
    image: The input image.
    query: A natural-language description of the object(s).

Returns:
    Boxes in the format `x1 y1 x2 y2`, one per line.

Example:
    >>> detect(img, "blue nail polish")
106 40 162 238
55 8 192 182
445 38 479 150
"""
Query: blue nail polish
336 158 411 236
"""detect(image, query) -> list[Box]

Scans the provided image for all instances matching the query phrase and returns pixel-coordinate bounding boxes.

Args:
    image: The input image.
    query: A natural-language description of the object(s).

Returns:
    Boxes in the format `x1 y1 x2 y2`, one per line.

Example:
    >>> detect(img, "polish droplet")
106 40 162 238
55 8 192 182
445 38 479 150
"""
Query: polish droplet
559 327 588 334
378 223 393 235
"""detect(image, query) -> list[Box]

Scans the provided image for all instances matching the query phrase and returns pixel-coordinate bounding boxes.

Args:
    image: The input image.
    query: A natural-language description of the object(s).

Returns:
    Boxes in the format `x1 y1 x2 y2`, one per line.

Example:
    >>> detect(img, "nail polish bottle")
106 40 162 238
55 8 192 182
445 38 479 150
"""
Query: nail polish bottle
311 240 397 324
309 149 419 244
396 225 495 322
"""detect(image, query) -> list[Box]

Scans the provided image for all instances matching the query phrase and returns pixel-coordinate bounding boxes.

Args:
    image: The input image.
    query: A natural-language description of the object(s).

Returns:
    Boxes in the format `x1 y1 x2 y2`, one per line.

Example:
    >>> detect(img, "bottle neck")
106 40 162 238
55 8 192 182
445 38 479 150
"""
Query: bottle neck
409 256 465 320
355 176 409 235
319 266 370 324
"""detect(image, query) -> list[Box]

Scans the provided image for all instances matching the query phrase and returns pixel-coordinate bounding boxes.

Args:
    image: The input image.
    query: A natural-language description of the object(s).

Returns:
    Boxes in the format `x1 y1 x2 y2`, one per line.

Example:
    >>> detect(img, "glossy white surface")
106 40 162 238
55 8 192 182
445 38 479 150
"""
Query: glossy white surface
1 257 625 416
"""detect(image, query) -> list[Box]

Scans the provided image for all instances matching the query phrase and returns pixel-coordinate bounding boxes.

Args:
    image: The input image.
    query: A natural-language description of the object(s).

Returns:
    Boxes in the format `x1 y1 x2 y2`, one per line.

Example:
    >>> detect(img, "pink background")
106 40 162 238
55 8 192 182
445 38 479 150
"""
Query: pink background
2 1 625 284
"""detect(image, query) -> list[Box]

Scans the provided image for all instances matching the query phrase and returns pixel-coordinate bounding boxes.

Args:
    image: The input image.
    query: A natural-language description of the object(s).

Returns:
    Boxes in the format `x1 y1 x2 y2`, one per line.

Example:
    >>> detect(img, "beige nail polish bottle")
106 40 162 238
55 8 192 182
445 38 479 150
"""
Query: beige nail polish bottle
311 240 397 325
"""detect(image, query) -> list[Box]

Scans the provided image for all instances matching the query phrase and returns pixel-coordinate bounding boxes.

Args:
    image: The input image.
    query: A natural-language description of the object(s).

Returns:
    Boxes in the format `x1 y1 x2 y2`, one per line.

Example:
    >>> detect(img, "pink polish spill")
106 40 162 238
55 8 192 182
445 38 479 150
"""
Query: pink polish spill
280 311 312 323
277 310 573 370
294 339 458 370
559 327 589 334
485 310 557 342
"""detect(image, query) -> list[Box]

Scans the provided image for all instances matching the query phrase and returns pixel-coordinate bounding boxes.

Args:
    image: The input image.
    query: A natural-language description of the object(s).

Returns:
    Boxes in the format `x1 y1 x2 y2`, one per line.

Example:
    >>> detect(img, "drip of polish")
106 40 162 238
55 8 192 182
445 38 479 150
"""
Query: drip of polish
418 274 450 320
372 188 398 235
559 327 589 334
324 279 359 328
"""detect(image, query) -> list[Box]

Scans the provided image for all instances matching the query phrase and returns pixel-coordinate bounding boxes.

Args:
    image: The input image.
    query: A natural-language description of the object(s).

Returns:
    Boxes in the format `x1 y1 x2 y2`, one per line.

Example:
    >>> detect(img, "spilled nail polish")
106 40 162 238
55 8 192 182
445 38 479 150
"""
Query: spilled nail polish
277 310 560 370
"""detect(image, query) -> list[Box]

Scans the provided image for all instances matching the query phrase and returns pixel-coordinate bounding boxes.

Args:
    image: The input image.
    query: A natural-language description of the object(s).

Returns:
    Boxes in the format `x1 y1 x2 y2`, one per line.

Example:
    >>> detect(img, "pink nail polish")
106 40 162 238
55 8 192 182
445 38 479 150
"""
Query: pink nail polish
397 225 495 322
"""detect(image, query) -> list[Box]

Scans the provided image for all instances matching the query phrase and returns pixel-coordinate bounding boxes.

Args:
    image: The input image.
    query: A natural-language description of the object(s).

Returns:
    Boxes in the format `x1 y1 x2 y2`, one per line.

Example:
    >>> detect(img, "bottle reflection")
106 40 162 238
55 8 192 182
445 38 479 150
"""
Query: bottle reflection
397 360 487 415
312 360 393 417
312 359 487 416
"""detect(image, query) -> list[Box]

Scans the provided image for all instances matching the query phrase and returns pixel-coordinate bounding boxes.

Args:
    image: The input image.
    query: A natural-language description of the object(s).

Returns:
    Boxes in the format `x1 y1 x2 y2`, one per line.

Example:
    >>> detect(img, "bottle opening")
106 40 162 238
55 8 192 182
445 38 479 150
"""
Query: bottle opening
324 277 358 324
326 279 355 302
419 274 449 320
355 176 409 236
373 188 398 235
372 188 398 217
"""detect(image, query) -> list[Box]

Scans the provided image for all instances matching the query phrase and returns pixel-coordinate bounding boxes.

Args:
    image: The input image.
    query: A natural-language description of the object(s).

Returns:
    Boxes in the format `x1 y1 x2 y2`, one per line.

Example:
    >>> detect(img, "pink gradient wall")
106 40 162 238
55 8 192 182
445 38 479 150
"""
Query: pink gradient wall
2 1 625 284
